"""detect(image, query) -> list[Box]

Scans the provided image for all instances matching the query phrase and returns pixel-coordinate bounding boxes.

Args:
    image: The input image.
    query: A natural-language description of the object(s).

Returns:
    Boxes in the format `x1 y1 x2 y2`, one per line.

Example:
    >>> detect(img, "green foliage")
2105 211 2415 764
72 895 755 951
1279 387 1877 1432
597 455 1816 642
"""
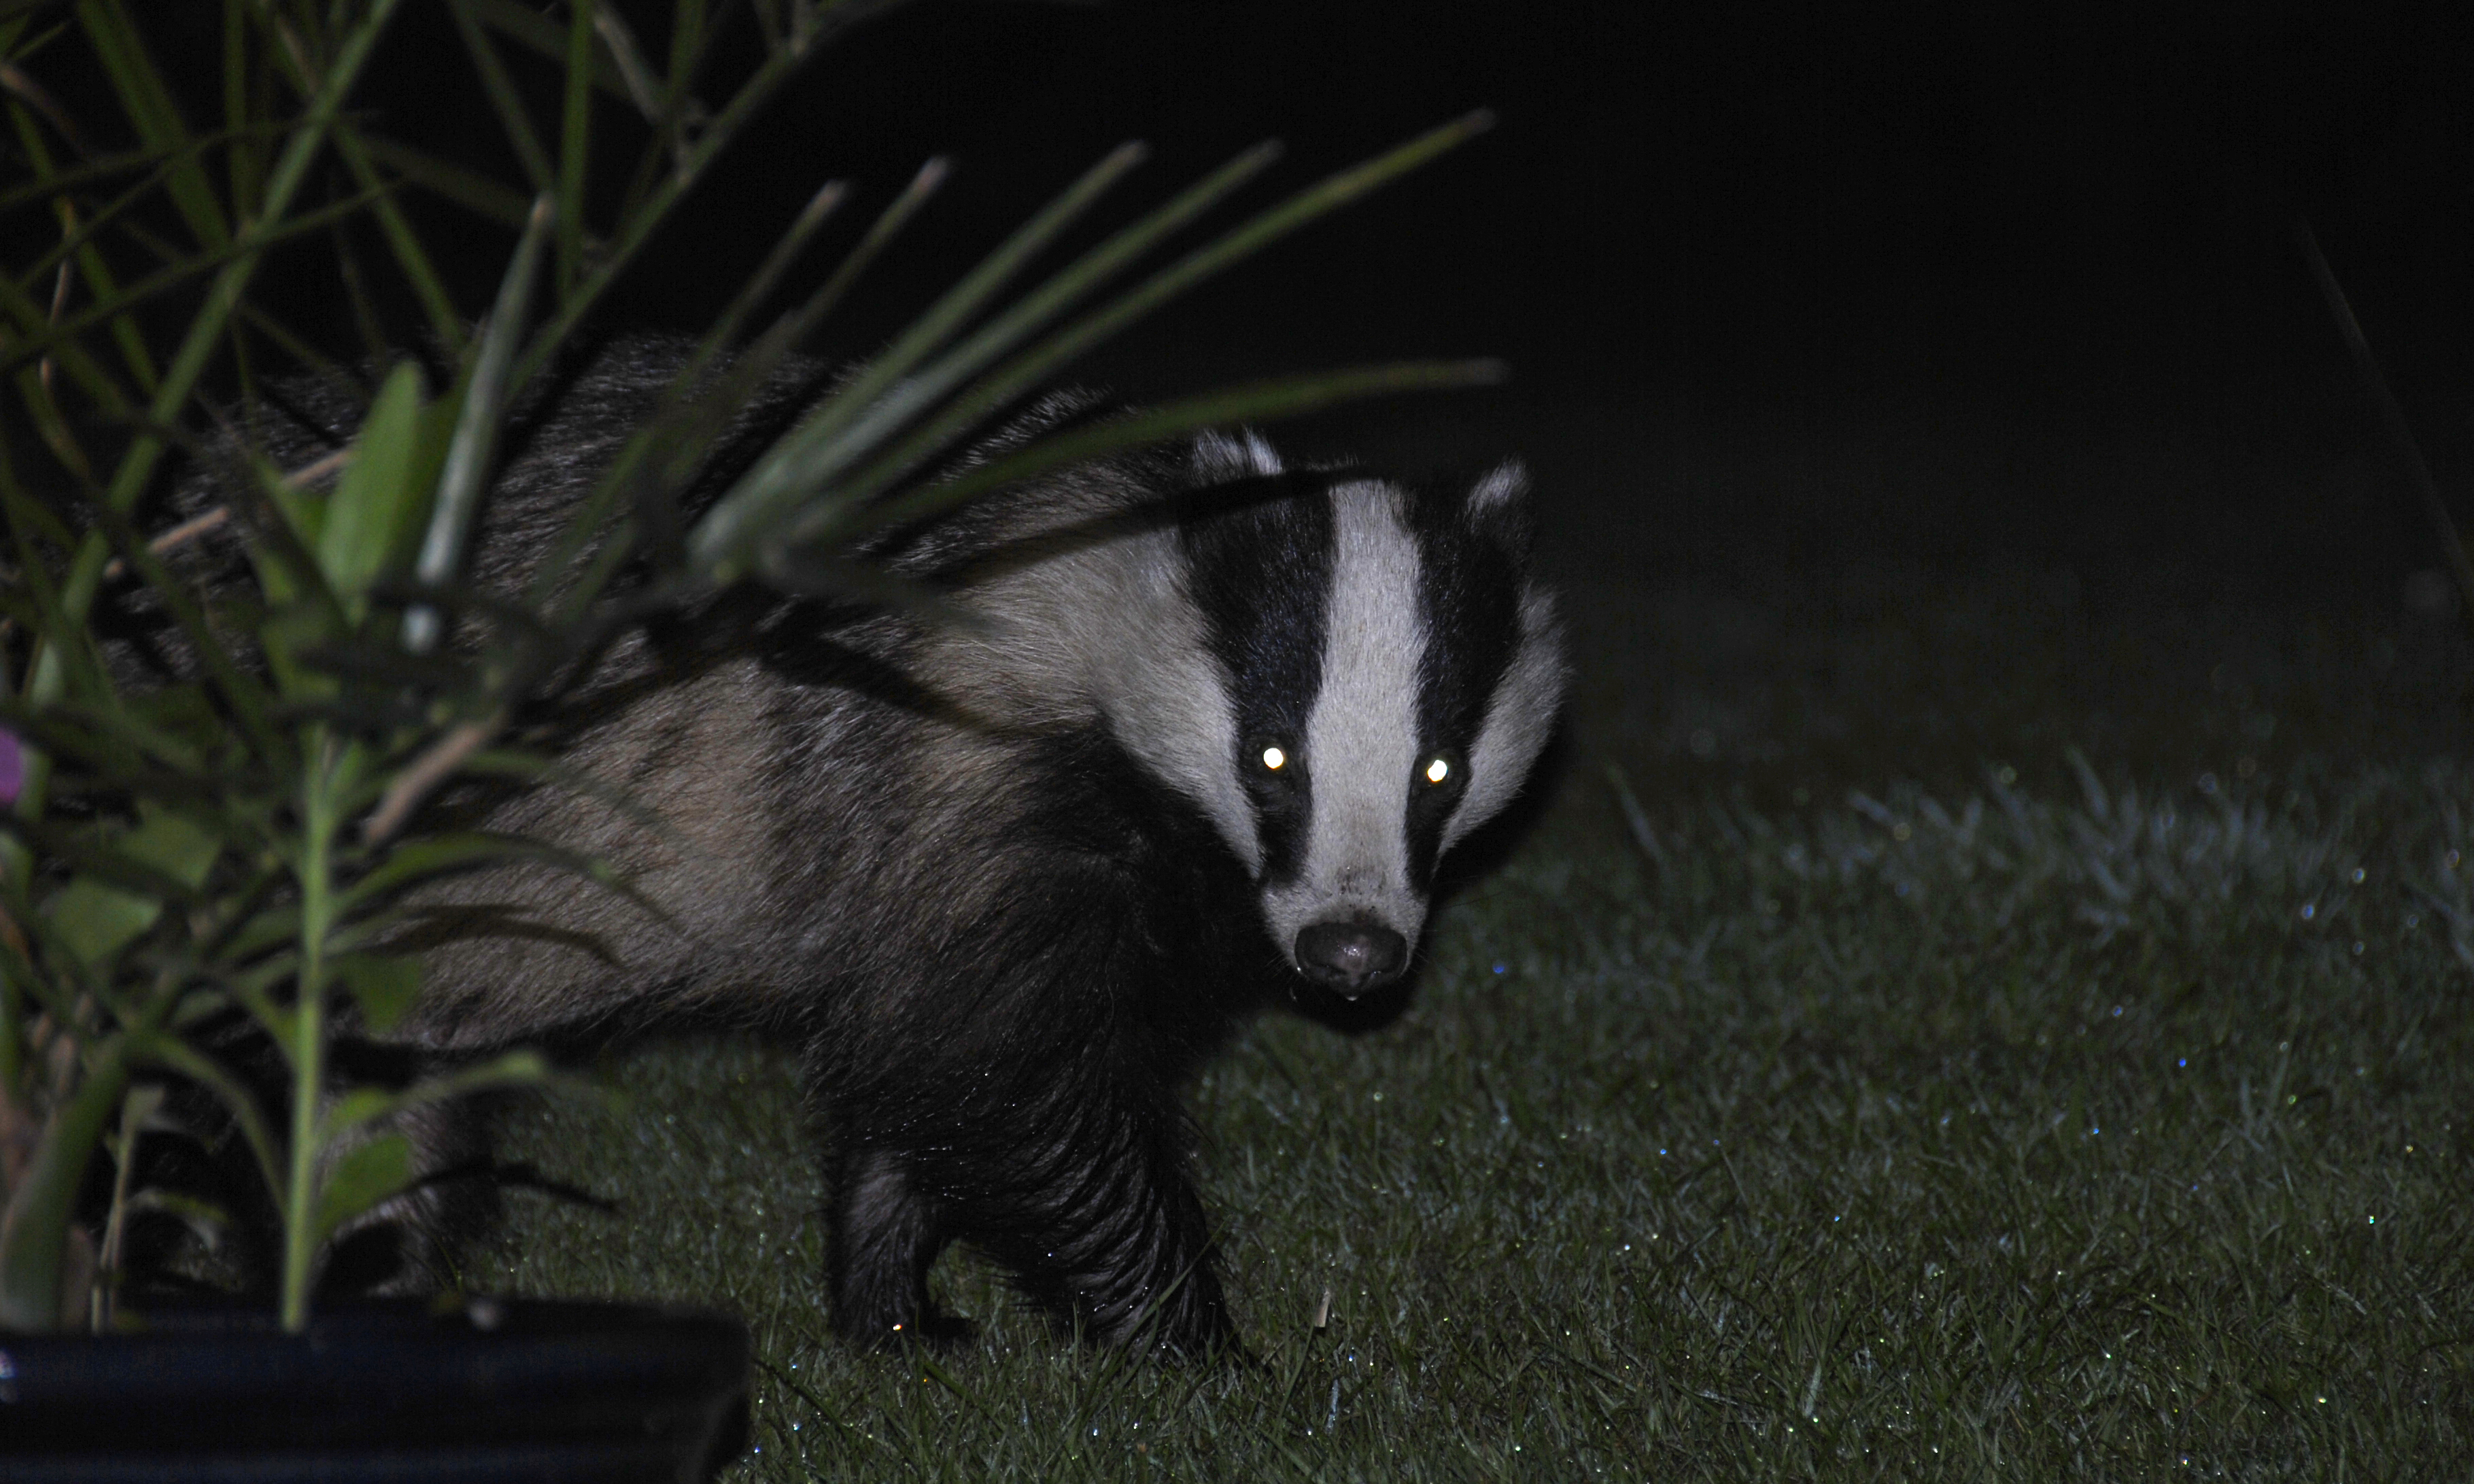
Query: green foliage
0 0 1494 1334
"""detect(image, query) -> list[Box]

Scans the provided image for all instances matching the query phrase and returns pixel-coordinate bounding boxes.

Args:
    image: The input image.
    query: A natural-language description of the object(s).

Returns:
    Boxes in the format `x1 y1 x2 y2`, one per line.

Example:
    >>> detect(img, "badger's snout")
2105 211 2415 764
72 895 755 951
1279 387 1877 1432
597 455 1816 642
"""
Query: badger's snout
1293 920 1409 997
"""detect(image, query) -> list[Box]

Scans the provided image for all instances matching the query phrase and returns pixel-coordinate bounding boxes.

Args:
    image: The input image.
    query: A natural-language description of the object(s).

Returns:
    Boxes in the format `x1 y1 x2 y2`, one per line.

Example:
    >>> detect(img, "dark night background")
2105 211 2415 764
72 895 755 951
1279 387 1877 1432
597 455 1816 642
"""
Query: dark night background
551 0 2474 598
128 0 2474 780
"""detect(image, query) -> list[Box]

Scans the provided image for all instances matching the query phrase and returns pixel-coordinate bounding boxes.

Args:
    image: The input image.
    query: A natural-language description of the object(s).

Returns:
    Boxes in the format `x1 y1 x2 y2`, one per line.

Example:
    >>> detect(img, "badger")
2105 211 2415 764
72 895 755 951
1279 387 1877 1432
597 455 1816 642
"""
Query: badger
173 342 1566 1353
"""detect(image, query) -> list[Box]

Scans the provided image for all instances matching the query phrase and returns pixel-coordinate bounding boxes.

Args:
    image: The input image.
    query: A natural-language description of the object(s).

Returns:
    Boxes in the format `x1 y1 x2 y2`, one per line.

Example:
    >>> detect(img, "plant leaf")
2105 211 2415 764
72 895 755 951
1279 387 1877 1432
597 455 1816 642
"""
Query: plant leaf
48 873 159 967
333 950 420 1033
316 1049 551 1147
117 802 220 891
320 360 439 617
309 1131 415 1251
859 360 1509 541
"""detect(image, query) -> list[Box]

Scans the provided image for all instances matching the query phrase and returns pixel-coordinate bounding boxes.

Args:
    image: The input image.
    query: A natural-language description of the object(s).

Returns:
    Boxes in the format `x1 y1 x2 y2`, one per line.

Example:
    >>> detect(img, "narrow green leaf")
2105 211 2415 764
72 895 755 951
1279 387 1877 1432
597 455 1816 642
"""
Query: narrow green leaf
322 121 468 356
532 175 854 606
320 360 437 617
405 192 551 653
460 0 632 104
787 114 1498 554
73 0 232 253
0 186 387 384
509 35 827 393
359 135 538 230
317 1049 551 1148
555 0 594 295
857 360 1508 542
690 142 1186 577
444 0 553 194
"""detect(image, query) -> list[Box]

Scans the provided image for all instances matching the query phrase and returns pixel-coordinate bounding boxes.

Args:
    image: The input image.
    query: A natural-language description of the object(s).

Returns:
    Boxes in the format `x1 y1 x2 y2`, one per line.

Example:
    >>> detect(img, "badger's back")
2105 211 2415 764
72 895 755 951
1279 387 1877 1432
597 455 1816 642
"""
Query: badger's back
390 350 1260 1049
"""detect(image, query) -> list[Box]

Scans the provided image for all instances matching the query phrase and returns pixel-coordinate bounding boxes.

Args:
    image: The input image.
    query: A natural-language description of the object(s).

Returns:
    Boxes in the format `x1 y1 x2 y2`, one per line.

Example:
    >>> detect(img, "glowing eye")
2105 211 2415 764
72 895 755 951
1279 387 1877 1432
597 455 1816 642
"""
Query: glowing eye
1424 757 1451 784
1261 746 1286 772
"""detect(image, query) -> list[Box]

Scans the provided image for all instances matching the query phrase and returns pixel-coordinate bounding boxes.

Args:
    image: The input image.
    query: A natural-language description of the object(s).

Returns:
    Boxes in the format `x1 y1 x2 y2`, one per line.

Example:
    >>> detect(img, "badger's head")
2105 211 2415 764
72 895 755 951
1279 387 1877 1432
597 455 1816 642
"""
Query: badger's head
1158 432 1566 998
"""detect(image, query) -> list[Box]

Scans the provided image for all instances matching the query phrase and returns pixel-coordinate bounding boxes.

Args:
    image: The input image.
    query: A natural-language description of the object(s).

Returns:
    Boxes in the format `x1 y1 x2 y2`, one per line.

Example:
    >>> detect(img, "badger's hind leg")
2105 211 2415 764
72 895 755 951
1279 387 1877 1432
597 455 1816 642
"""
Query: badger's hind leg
827 1143 976 1348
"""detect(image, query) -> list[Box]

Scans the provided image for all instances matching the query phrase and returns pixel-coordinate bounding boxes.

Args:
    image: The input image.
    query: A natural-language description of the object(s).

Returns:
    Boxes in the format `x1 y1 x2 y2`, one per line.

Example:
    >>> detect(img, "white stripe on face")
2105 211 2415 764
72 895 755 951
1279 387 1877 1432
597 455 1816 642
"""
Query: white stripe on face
1262 483 1428 959
1441 585 1566 856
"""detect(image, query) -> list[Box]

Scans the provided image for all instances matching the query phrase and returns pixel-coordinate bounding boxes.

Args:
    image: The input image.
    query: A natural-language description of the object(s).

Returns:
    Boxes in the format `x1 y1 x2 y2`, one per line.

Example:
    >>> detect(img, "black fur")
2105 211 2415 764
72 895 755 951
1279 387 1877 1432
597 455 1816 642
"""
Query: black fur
800 726 1275 1349
1405 483 1524 890
1179 477 1335 886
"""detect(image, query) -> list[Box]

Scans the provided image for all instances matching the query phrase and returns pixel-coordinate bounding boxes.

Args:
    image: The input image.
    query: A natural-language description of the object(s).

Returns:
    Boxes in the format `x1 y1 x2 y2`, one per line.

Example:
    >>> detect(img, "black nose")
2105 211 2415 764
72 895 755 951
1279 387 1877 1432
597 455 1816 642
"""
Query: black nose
1293 922 1409 997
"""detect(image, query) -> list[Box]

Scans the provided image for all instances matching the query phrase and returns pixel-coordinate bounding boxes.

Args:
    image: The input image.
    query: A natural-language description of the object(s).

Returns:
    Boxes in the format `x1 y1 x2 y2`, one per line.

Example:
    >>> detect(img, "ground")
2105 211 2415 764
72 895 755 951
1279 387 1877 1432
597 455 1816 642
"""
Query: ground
477 390 2474 1480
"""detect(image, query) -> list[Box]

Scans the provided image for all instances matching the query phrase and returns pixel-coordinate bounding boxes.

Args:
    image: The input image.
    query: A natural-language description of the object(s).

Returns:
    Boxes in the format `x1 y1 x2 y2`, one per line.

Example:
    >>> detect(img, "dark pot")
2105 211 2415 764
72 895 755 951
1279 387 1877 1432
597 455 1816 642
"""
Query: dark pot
0 1297 750 1482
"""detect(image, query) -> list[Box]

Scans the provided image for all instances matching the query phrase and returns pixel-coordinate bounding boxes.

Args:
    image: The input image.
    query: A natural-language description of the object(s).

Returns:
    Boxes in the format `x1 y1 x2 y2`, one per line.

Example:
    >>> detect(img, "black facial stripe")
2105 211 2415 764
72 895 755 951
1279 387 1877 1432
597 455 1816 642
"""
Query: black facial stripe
1177 476 1335 883
1402 483 1524 886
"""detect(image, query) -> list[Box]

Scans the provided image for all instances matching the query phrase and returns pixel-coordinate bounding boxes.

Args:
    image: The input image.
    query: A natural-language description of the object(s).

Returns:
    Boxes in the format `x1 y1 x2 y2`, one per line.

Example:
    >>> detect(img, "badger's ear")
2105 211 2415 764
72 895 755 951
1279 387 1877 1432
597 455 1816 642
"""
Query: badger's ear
1466 458 1534 558
1193 428 1284 484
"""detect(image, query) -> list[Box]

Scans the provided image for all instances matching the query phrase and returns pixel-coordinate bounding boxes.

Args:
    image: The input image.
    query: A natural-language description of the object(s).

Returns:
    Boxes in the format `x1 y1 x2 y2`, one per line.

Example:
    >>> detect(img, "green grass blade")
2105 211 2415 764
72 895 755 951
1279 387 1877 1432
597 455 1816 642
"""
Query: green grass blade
9 147 192 293
779 114 1494 555
555 0 594 296
0 185 385 383
1 99 159 397
72 485 286 761
0 135 201 213
404 192 551 653
220 0 263 220
56 0 405 615
508 32 834 392
585 3 664 123
445 0 553 194
523 177 848 610
687 141 1168 579
855 360 1507 539
666 0 708 88
320 122 468 355
73 0 231 252
460 0 631 104
552 157 946 607
360 135 538 230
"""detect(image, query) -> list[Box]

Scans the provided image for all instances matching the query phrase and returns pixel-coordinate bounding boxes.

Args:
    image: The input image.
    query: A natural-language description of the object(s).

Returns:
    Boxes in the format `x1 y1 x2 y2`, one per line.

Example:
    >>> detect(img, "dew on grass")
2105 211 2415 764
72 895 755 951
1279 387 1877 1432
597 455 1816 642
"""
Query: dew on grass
2301 903 2316 920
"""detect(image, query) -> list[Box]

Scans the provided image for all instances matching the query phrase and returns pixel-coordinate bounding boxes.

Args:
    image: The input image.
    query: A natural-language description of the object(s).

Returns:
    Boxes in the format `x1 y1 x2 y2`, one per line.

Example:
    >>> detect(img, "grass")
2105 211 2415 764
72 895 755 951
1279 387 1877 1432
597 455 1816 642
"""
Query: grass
474 567 2474 1481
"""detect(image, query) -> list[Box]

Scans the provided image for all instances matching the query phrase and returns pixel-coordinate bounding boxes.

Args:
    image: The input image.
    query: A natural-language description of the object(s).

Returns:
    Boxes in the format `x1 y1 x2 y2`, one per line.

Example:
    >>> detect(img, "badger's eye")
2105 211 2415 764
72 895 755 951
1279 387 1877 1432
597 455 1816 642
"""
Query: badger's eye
1261 745 1288 772
1423 756 1451 784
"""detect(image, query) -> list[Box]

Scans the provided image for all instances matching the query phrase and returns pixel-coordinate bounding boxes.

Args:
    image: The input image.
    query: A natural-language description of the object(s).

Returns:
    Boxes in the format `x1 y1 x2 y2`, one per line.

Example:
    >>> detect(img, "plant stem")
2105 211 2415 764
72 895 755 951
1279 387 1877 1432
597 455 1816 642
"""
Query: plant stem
277 729 342 1332
0 963 182 1332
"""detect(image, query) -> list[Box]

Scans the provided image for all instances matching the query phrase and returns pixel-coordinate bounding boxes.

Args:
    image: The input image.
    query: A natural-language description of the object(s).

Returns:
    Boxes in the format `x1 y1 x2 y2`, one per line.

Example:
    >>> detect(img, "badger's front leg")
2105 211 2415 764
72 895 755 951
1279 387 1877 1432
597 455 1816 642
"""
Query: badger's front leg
827 1142 976 1346
825 1056 1233 1354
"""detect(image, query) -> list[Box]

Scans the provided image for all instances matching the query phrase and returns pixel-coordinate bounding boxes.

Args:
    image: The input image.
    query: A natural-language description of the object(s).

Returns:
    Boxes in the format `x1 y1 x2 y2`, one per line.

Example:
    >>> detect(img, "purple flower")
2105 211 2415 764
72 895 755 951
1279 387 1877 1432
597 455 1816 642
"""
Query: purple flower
0 728 20 806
